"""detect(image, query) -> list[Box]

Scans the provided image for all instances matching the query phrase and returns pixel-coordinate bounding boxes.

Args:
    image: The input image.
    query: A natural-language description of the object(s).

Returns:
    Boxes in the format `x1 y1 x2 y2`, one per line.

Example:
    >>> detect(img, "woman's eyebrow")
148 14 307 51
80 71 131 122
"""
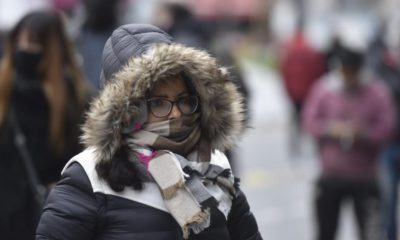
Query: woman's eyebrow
177 91 189 97
150 91 189 99
149 94 168 98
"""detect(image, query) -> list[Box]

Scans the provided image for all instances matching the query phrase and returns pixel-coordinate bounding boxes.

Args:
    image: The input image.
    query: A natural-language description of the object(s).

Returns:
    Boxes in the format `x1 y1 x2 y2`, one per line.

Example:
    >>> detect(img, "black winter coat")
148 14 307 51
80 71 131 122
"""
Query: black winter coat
0 74 85 239
36 161 262 240
36 24 262 240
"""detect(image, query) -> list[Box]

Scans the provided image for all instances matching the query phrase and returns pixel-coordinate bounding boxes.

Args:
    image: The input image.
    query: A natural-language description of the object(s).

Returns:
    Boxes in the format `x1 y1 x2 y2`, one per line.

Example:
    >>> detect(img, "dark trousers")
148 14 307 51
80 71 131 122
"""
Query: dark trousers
380 144 400 240
315 176 382 240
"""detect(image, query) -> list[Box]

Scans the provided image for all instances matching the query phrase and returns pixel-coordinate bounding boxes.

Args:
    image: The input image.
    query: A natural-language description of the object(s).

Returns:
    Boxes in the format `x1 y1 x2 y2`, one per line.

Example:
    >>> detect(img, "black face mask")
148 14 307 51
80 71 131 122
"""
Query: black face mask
13 50 43 77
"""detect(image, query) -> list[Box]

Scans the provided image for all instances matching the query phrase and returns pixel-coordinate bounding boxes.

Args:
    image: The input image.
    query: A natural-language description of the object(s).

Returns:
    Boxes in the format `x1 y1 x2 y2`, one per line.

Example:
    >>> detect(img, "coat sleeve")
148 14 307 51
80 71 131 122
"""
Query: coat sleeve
36 163 100 240
227 189 263 240
361 82 395 146
301 81 329 140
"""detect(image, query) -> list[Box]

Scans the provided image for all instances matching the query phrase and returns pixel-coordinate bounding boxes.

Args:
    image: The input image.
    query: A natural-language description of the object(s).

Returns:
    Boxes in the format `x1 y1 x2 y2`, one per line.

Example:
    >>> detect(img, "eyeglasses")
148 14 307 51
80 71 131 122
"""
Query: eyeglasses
147 95 199 118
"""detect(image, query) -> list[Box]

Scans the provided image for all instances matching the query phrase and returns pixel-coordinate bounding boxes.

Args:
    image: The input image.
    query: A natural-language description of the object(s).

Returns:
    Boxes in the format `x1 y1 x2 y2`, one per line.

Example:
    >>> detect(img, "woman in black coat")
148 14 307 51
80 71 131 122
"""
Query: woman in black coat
36 23 262 240
0 10 90 239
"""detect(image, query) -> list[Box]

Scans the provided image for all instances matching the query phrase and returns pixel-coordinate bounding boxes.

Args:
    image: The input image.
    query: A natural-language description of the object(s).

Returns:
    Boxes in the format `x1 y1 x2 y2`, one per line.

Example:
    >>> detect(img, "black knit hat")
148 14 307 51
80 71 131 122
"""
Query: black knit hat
337 45 364 69
100 24 172 86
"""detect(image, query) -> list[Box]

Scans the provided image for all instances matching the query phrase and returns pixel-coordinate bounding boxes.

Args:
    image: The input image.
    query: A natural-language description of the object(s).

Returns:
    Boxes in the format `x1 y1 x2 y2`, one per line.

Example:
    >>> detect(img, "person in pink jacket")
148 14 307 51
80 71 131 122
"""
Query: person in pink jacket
302 38 395 240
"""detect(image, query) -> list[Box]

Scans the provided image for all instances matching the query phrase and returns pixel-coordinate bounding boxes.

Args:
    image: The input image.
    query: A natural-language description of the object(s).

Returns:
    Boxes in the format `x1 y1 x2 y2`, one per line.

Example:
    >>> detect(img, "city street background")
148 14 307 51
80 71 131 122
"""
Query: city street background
1 0 399 239
237 59 356 240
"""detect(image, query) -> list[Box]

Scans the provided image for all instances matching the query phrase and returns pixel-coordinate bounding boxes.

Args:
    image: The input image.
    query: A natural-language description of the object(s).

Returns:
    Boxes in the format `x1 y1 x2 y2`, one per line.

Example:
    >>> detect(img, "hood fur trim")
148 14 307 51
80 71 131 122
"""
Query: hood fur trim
81 44 246 162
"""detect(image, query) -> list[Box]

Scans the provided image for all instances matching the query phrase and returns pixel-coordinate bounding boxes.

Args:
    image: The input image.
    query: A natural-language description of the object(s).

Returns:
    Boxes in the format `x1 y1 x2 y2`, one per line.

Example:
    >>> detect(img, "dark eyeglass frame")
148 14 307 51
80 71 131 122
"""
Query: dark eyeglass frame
147 95 199 118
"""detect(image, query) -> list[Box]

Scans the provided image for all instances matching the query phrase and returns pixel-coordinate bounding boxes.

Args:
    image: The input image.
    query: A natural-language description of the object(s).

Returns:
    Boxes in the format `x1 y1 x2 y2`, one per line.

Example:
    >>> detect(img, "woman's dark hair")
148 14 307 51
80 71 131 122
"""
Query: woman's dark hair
182 72 201 113
181 72 197 95
337 46 365 70
96 146 145 191
0 10 87 153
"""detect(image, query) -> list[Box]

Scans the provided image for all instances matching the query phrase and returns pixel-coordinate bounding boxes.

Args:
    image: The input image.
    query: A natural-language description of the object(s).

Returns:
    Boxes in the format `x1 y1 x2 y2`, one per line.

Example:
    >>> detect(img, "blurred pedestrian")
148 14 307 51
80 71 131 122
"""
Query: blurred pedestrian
0 10 90 239
36 23 262 240
153 2 209 50
279 23 327 157
76 0 121 90
368 28 400 240
302 34 395 240
211 35 250 175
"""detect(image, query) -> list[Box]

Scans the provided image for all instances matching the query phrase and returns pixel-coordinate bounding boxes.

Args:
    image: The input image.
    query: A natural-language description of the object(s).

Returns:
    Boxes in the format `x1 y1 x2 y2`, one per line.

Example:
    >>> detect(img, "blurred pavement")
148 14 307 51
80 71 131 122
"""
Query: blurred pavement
236 59 357 240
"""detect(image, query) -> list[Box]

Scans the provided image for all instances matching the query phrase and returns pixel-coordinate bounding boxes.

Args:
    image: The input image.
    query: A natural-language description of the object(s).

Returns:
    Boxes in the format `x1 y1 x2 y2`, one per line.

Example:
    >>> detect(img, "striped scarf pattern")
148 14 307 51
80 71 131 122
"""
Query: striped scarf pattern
126 114 235 239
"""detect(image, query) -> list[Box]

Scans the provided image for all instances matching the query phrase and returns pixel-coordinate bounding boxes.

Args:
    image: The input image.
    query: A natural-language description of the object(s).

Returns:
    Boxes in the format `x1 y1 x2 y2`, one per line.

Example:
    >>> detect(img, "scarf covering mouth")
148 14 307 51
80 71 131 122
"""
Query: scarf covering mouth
126 114 236 239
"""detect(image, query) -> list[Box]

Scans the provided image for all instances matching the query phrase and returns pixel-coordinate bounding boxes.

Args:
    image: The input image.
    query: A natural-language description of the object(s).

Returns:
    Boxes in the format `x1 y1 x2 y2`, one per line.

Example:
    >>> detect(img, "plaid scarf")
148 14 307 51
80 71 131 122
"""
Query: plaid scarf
126 114 235 239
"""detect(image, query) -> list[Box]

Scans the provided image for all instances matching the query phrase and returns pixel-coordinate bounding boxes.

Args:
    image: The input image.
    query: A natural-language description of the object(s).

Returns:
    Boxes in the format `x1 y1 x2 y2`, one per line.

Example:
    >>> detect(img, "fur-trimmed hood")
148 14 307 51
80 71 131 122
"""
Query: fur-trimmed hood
81 24 246 162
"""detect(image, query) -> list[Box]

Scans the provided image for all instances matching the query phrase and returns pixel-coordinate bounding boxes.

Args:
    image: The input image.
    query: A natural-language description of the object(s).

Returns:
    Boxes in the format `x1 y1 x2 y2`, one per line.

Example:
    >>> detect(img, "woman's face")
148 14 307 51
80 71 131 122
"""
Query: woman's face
13 29 44 75
17 29 42 53
146 75 190 123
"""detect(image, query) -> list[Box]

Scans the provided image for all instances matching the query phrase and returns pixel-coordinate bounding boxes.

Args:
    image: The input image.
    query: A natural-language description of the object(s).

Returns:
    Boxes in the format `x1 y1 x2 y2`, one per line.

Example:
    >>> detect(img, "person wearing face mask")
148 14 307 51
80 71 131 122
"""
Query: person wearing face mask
35 23 262 240
0 10 91 239
302 32 396 240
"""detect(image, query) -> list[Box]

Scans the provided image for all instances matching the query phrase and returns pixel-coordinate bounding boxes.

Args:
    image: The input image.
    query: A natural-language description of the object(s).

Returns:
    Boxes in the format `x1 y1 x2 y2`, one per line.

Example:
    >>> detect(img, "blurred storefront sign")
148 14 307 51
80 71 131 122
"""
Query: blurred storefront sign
189 0 264 20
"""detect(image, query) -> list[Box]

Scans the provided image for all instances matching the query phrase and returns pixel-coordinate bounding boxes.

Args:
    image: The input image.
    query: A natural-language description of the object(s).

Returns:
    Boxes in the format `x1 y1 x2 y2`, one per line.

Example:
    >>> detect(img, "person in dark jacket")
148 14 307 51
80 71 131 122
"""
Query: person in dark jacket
76 0 122 90
368 29 400 240
154 2 209 50
36 24 262 240
0 10 90 240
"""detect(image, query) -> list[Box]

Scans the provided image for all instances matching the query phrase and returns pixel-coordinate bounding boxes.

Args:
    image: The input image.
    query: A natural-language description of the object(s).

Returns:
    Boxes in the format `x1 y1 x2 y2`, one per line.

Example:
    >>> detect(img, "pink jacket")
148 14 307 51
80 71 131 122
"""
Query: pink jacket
302 71 395 180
